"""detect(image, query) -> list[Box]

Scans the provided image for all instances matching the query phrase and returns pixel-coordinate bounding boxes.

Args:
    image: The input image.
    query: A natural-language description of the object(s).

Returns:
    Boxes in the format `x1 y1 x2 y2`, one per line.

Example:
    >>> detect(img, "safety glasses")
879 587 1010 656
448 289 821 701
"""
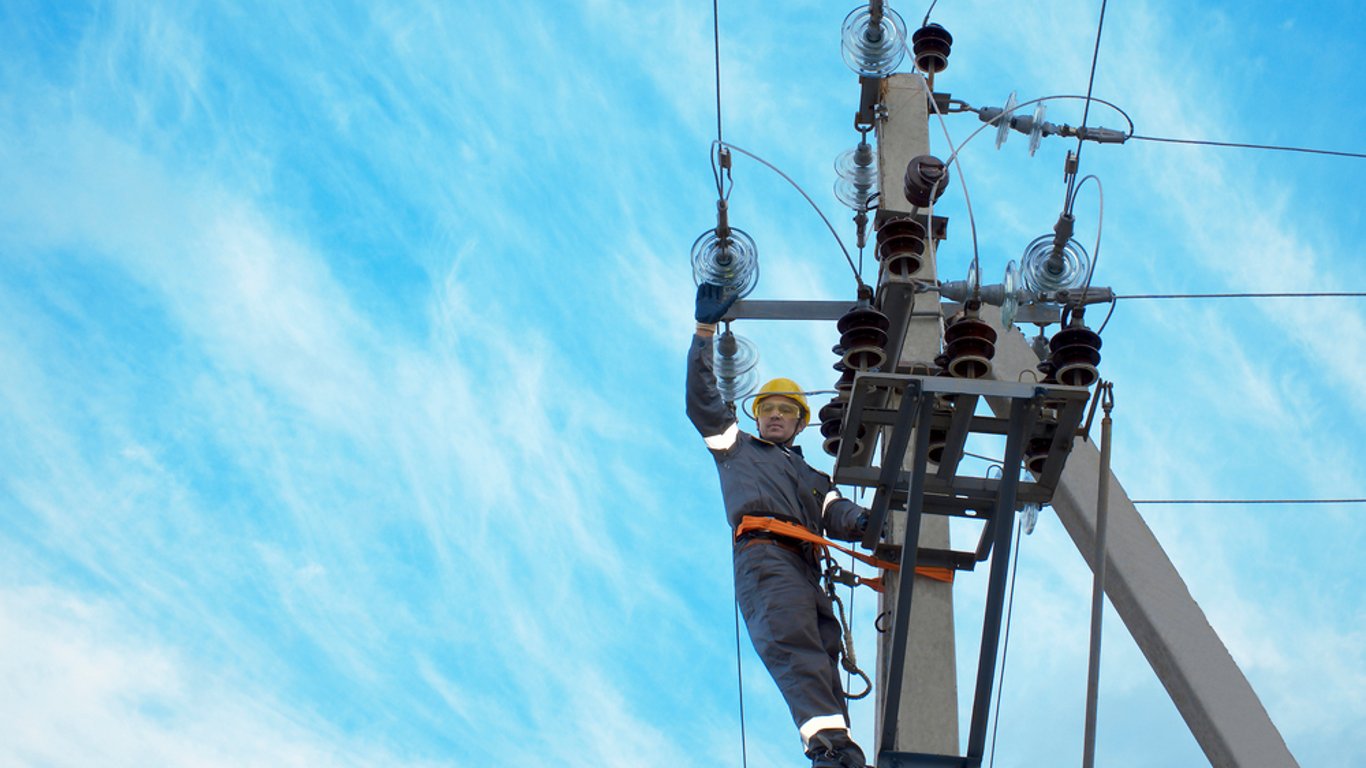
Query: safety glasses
756 400 802 419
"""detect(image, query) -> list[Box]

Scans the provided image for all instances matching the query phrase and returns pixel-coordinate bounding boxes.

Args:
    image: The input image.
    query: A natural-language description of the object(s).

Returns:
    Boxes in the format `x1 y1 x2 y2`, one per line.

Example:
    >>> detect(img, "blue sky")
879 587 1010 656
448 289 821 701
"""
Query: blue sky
1 1 1363 766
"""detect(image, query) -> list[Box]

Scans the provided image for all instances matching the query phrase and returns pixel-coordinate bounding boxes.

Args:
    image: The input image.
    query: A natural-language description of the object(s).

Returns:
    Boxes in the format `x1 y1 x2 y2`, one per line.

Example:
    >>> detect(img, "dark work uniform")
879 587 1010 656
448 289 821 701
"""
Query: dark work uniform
686 332 867 748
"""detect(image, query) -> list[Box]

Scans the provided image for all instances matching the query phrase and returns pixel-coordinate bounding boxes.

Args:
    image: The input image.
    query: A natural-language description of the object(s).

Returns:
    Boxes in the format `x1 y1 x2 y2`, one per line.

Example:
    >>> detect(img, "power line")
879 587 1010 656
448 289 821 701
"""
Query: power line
1065 0 1111 214
1117 292 1366 300
1129 134 1366 160
1134 498 1366 505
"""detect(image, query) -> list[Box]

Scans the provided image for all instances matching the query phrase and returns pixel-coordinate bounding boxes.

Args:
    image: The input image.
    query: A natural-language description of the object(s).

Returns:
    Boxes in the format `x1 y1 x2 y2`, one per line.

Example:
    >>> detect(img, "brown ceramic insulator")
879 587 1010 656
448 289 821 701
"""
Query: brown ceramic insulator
911 24 953 74
1049 326 1103 387
1025 436 1053 475
837 305 891 371
832 360 857 397
875 216 928 278
819 398 864 457
903 155 950 208
927 426 948 464
942 316 998 379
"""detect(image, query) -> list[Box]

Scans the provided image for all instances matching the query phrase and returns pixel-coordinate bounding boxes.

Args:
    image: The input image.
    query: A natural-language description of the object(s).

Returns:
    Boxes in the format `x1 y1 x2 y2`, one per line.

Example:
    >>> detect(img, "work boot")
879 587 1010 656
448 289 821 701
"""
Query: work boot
806 729 867 768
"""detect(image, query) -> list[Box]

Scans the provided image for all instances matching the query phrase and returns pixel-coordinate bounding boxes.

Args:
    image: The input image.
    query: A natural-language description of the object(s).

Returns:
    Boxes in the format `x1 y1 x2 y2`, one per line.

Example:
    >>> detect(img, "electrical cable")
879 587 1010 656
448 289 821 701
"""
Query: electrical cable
923 73 983 282
921 0 940 27
1096 297 1118 335
950 453 1366 507
1098 291 1366 334
733 597 750 768
986 517 1025 768
1065 0 1111 216
715 140 864 289
1129 134 1366 160
714 9 748 765
1071 174 1104 297
1117 291 1366 300
711 0 725 198
1134 498 1366 505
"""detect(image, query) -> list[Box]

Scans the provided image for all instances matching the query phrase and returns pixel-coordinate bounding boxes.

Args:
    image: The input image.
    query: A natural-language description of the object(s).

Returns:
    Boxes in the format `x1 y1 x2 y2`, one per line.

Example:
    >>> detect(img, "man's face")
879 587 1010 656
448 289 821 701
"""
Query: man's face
756 395 805 444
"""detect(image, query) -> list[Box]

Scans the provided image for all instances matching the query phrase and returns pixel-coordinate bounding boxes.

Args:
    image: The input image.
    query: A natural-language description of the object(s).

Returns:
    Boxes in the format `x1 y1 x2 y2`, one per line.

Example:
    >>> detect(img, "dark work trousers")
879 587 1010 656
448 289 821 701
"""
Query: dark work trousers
734 538 848 734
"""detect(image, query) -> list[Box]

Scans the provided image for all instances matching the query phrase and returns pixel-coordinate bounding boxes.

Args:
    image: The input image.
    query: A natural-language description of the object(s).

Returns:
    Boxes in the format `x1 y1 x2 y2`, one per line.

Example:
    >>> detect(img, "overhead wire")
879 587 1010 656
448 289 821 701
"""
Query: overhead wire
986 517 1026 768
715 140 864 290
1096 291 1366 334
1117 291 1366 300
712 4 750 765
1064 0 1111 215
921 0 940 27
1129 134 1366 160
1134 498 1366 505
924 73 983 282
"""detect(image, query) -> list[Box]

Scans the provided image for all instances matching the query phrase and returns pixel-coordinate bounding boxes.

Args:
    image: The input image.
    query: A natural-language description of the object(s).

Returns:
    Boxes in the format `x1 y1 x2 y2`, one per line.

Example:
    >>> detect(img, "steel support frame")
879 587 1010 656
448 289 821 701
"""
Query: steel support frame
828 372 1084 768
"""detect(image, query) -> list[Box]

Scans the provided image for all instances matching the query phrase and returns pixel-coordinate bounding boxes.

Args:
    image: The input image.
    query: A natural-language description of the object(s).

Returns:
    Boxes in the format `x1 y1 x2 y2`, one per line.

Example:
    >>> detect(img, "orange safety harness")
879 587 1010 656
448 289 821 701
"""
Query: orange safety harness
735 515 955 592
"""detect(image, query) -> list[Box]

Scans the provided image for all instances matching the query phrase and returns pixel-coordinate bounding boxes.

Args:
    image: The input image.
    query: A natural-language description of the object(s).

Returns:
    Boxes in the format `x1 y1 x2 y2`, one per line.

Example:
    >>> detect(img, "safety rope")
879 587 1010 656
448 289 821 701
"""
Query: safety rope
824 553 872 700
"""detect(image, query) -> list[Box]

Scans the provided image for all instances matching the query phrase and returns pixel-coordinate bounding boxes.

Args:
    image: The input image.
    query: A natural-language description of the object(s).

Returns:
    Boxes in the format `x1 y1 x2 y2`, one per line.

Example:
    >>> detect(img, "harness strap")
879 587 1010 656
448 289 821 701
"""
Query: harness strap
734 515 955 587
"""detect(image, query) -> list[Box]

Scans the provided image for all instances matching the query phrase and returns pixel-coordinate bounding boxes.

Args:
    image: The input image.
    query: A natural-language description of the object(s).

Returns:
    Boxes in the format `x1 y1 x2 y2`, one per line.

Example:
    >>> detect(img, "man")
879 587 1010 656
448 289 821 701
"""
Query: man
687 283 871 768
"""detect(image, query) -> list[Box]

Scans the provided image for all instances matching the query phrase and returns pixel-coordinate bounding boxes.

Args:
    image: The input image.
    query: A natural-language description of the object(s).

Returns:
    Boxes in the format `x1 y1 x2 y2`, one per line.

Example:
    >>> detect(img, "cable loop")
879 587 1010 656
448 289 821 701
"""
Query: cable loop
824 571 873 700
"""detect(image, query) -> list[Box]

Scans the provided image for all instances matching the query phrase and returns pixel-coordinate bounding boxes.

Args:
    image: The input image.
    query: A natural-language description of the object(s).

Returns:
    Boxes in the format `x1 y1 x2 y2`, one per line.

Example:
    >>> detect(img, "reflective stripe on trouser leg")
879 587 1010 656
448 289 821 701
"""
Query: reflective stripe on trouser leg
734 543 849 740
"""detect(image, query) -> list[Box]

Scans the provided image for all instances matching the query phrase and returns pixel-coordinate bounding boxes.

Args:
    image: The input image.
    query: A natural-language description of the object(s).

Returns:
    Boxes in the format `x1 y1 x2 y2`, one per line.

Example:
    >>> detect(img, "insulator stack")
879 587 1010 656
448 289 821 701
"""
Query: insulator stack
911 23 952 74
820 398 865 458
1048 324 1103 387
903 154 950 208
941 310 998 379
837 303 891 371
841 4 908 78
875 216 928 278
833 359 857 396
835 141 879 212
714 329 759 404
691 227 760 300
822 357 865 457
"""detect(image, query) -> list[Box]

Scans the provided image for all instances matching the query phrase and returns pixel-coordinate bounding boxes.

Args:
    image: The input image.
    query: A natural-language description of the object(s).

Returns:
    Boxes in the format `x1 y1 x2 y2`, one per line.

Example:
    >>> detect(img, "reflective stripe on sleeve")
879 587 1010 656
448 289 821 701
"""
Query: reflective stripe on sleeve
703 422 740 451
821 490 841 514
799 714 850 746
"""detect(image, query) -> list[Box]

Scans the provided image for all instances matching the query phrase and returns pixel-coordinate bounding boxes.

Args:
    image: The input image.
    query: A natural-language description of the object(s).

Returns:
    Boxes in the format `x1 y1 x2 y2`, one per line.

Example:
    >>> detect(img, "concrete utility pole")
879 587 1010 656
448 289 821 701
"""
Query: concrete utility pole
872 72 959 758
866 72 1298 767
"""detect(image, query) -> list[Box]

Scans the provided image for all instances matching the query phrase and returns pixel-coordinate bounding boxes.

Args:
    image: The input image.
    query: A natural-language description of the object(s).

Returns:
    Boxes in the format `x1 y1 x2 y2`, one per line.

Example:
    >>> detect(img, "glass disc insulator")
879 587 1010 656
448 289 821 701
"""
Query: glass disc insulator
1020 234 1090 293
995 91 1018 150
691 226 759 300
841 4 908 78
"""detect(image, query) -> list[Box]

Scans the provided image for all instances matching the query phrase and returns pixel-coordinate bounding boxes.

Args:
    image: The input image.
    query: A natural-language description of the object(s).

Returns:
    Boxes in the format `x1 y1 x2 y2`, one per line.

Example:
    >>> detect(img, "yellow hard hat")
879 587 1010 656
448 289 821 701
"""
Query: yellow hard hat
753 378 809 423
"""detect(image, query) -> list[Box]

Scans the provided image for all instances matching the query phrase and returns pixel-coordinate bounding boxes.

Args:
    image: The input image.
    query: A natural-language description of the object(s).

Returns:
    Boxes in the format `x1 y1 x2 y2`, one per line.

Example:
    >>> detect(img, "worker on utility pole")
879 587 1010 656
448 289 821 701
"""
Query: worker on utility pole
688 282 873 768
